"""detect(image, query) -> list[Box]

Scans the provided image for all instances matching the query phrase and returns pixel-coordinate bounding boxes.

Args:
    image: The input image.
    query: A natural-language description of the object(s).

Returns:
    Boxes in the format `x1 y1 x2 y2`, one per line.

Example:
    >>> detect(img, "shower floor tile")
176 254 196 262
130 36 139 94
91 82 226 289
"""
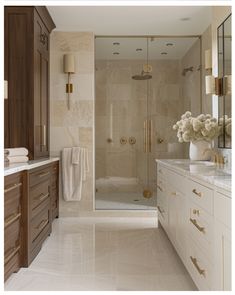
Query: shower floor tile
96 192 156 210
5 217 197 291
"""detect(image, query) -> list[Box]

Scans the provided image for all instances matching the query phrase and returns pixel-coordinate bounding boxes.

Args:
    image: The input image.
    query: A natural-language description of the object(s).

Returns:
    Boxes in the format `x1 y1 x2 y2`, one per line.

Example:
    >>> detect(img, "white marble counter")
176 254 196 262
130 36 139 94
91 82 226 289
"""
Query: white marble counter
4 157 60 176
155 159 232 193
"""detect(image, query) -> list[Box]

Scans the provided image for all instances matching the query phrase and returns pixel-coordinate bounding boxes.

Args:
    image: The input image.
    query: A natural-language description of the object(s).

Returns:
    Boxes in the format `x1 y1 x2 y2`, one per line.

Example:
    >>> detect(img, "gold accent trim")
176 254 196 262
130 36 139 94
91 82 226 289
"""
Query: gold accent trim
66 83 73 93
129 136 136 145
190 218 205 233
4 212 21 228
120 137 127 145
190 256 206 276
192 189 202 197
36 193 49 202
143 189 153 199
39 171 50 178
36 219 48 231
4 182 22 194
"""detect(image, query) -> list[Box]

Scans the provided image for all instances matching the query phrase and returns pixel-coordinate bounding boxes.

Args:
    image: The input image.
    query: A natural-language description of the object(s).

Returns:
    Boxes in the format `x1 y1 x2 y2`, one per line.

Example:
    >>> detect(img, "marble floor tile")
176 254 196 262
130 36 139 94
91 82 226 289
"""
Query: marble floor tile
5 218 197 291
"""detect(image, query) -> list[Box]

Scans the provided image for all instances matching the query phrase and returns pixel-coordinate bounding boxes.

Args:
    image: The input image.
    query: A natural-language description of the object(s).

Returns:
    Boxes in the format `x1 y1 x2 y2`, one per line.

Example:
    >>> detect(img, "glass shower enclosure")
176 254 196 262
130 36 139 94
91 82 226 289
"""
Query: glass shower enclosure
95 36 201 210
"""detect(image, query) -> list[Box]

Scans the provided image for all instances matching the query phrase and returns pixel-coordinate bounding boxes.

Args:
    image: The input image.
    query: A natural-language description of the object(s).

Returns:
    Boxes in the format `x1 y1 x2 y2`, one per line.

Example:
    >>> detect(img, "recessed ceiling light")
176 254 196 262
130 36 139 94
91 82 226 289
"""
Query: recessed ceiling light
136 48 143 52
113 42 120 46
113 52 120 55
161 52 167 55
166 43 174 47
180 17 191 21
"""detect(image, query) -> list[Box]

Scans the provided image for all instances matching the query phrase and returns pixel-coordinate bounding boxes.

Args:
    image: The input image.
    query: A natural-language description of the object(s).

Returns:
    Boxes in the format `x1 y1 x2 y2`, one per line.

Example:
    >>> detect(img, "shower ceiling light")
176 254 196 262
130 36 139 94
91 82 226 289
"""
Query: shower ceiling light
113 42 120 45
161 52 167 55
136 48 143 51
180 17 191 21
166 43 174 46
113 52 120 55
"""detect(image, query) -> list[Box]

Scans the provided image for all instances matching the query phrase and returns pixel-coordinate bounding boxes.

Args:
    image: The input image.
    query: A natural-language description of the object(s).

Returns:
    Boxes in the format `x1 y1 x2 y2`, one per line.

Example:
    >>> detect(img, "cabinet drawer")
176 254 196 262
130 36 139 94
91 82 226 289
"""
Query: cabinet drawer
29 166 51 187
30 179 50 213
187 179 213 214
214 192 231 229
4 247 21 281
4 218 21 256
187 237 212 290
188 204 213 254
4 193 21 224
31 201 50 245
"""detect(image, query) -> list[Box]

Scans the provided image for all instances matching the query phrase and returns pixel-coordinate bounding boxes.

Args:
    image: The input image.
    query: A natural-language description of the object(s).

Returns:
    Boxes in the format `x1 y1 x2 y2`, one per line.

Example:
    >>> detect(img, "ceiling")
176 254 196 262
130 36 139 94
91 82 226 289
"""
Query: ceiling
47 6 212 35
95 37 199 60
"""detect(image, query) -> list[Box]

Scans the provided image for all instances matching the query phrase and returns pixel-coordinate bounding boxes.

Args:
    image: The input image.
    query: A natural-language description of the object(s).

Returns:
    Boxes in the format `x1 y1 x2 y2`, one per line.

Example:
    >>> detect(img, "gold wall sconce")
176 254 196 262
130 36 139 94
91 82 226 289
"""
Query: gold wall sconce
63 54 75 109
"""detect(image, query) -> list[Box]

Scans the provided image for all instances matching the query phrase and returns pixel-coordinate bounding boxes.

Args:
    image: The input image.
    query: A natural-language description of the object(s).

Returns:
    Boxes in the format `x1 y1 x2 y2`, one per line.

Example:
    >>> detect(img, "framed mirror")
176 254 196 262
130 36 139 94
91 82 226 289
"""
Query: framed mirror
217 14 232 149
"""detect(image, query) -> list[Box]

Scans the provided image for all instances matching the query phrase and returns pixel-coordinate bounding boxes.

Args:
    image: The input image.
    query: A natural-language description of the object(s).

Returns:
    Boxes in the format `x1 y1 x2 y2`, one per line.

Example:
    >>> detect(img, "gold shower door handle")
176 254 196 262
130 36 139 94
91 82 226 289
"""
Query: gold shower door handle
41 125 46 147
144 120 147 153
149 119 152 152
143 120 152 153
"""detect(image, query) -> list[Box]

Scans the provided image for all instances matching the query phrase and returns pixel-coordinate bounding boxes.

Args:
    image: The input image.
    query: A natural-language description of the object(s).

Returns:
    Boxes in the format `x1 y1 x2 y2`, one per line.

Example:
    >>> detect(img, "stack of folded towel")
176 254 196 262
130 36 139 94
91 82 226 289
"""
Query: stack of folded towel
4 148 29 165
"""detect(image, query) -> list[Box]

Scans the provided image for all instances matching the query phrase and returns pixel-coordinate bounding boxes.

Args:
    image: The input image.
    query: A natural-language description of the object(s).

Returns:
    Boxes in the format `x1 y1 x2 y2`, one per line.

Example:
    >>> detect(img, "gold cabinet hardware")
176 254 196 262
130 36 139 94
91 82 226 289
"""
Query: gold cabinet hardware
157 205 164 214
193 209 200 216
36 193 49 202
4 212 21 228
157 185 163 192
192 189 202 197
39 171 50 178
190 218 205 233
41 125 47 147
5 245 21 265
129 136 136 145
120 136 127 145
36 219 48 231
107 138 113 143
157 138 164 144
190 256 205 276
4 182 22 194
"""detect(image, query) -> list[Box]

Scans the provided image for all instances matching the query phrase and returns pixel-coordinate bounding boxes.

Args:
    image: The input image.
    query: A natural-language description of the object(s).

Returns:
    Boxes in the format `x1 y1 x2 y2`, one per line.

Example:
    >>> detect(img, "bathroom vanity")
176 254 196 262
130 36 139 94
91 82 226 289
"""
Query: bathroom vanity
4 158 59 281
156 159 231 291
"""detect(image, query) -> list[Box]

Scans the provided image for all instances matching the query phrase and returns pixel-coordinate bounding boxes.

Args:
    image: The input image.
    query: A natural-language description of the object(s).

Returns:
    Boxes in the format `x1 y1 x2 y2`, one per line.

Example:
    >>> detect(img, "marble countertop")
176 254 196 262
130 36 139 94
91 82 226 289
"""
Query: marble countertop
4 157 60 176
155 159 232 193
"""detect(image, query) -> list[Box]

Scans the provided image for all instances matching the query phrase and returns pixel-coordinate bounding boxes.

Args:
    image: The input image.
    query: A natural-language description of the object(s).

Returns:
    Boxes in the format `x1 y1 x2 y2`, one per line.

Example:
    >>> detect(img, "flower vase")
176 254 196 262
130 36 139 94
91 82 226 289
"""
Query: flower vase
189 140 212 161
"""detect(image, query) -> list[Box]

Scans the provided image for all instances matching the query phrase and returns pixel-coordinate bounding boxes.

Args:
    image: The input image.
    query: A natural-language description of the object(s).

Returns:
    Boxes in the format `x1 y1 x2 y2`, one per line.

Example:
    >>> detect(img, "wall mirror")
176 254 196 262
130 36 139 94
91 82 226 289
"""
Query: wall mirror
217 14 232 148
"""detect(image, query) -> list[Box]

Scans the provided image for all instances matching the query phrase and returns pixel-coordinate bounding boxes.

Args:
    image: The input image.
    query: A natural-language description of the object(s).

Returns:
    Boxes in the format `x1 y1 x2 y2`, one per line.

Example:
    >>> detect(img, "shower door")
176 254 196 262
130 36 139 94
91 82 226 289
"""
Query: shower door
95 37 155 210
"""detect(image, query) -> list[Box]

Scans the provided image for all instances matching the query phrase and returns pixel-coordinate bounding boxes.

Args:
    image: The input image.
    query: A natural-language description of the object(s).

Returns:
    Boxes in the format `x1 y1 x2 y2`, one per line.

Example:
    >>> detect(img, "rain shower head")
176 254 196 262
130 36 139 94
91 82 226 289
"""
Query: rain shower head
132 71 152 80
182 66 194 76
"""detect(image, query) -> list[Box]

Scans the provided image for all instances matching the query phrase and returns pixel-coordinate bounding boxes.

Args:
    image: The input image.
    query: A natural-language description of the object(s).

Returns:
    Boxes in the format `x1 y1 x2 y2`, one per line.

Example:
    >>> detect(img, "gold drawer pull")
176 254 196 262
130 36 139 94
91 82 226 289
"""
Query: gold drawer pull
4 212 21 228
5 245 20 264
190 218 205 233
36 219 48 231
157 185 163 192
4 182 22 194
190 256 205 276
36 193 49 202
192 189 202 197
157 206 164 214
38 171 50 178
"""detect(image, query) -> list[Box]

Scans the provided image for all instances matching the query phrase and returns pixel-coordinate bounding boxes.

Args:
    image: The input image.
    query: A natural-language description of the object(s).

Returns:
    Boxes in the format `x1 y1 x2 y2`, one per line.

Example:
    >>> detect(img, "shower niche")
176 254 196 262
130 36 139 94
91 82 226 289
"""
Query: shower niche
95 36 201 210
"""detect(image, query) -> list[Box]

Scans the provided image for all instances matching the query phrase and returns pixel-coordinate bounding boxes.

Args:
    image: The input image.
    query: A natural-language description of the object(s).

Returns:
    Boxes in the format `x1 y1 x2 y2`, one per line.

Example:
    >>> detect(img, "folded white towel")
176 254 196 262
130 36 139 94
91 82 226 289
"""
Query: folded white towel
6 156 29 163
4 147 28 157
72 147 80 164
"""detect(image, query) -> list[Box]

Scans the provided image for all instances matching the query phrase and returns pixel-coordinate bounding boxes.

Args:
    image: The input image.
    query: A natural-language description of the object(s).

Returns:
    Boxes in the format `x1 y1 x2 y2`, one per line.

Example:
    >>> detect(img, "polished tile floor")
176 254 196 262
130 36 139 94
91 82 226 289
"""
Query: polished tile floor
5 218 197 291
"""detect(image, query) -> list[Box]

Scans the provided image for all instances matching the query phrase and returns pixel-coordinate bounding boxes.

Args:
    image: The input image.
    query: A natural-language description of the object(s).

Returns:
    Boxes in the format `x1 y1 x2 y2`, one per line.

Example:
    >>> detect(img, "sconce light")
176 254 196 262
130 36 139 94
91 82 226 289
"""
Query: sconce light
205 76 223 96
4 80 8 99
63 54 75 109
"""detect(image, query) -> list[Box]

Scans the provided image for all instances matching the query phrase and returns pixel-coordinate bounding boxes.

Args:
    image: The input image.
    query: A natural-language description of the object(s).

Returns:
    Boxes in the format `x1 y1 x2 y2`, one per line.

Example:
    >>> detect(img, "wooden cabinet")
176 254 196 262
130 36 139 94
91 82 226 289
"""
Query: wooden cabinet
4 172 24 281
51 161 59 221
4 6 55 159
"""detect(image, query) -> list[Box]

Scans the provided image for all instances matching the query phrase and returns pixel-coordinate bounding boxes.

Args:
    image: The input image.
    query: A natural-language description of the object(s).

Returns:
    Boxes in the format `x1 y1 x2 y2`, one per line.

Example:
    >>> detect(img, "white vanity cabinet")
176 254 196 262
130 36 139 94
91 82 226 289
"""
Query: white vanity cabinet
156 160 231 291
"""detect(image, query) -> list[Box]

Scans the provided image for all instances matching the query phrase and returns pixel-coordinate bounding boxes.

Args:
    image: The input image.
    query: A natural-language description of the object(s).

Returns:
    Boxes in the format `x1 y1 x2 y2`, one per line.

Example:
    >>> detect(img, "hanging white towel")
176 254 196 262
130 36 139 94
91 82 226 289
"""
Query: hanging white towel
4 147 28 156
62 147 89 201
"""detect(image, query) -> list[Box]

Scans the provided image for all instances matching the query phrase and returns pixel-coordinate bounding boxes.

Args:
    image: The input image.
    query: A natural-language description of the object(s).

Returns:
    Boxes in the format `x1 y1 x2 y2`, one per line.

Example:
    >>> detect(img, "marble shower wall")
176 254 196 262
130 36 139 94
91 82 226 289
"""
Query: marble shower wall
50 31 95 216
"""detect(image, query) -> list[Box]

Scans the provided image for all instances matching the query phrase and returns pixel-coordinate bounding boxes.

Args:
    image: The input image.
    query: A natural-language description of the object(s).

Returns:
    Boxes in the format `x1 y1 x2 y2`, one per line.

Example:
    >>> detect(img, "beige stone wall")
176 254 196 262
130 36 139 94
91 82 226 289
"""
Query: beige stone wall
50 31 94 216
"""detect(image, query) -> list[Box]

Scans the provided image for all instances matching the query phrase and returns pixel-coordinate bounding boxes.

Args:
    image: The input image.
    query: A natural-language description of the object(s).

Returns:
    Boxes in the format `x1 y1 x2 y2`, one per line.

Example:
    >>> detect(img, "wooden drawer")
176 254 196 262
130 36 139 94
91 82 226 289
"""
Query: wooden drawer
30 179 50 214
30 200 50 246
5 217 21 254
188 203 213 255
187 237 212 290
29 165 51 187
187 179 213 214
4 193 21 225
4 247 21 281
214 191 231 229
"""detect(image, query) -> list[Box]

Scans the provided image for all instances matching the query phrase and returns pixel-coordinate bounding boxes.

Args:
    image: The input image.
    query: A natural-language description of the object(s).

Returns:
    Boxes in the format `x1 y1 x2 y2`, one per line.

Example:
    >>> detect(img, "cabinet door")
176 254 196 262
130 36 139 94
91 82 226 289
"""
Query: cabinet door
34 11 49 159
213 221 231 290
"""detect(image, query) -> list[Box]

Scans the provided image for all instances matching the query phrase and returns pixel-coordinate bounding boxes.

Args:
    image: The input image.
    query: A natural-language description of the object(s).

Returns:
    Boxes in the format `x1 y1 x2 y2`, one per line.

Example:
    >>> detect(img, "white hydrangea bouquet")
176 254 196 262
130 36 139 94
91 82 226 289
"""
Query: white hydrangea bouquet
173 111 221 143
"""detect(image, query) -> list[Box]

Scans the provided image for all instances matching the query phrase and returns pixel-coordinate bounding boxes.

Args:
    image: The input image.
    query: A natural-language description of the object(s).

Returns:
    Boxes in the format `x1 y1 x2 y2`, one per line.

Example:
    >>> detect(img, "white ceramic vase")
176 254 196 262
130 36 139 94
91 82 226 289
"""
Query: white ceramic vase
189 140 212 161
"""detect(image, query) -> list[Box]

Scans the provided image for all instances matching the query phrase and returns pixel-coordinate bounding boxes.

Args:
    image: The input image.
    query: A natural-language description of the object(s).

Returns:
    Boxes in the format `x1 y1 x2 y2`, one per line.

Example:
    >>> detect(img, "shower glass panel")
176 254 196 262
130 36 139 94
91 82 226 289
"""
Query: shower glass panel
95 36 200 210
